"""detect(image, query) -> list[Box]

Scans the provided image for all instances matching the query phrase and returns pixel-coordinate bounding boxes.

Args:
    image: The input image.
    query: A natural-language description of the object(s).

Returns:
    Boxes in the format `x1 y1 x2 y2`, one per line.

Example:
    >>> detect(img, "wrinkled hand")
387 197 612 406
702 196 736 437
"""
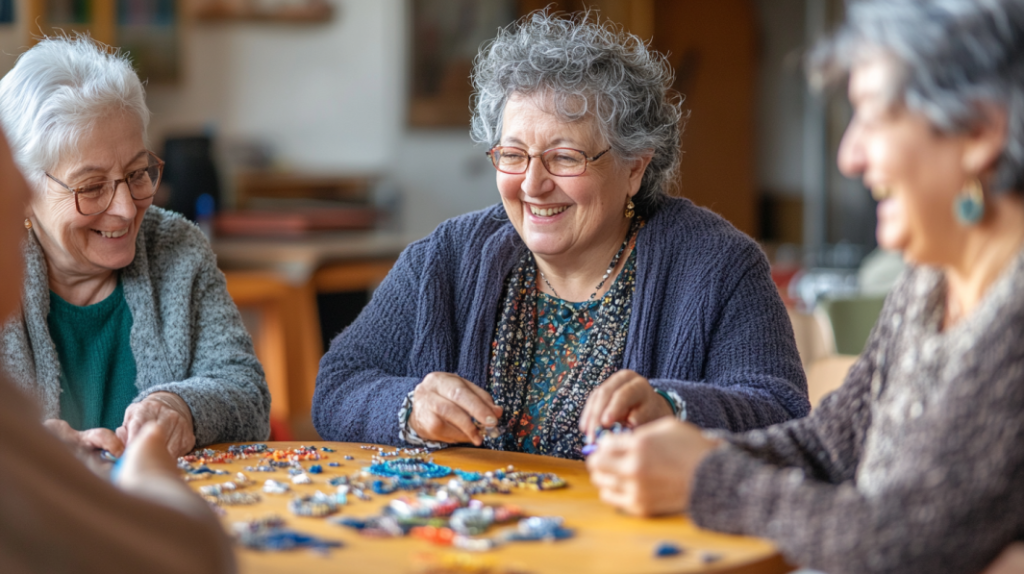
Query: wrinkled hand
43 418 125 456
117 392 195 457
984 543 1024 574
586 417 720 516
579 369 674 442
409 372 503 446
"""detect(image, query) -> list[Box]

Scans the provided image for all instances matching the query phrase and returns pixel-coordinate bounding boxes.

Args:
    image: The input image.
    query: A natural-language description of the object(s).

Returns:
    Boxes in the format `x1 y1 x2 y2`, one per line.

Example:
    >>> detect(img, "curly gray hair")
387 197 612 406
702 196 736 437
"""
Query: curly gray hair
809 0 1024 194
470 10 686 216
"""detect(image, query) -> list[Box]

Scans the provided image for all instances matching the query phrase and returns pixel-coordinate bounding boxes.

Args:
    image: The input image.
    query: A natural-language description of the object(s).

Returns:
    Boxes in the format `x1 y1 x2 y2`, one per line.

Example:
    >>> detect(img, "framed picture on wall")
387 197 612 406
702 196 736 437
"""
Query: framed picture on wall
408 0 516 128
118 0 179 84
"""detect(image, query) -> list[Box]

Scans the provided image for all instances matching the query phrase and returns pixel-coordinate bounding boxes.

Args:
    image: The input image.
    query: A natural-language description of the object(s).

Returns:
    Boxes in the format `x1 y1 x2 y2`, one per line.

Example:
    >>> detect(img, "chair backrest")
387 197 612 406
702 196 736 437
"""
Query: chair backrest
815 295 886 355
787 307 835 367
806 354 858 409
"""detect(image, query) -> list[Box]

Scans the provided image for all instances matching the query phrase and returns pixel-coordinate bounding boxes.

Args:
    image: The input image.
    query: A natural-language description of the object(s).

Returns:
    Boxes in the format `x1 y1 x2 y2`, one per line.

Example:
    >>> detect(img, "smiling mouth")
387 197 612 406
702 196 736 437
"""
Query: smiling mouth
529 205 568 217
94 228 129 239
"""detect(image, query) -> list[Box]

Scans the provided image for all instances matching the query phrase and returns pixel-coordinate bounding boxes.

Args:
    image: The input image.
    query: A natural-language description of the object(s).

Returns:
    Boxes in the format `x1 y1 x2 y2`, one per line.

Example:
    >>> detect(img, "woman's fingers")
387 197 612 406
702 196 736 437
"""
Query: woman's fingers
463 382 504 419
412 373 501 444
579 372 628 440
115 422 178 489
79 428 126 455
119 393 196 456
412 399 479 444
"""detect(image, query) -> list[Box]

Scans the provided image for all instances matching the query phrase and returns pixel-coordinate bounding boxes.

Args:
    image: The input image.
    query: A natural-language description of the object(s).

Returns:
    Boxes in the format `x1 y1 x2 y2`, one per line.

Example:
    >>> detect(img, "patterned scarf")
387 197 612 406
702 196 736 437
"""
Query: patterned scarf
483 238 637 458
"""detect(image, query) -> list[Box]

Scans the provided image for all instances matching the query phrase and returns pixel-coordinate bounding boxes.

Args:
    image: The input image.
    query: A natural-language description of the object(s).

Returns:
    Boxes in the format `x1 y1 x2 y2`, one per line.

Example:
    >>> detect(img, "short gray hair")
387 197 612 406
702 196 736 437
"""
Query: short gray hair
470 10 686 216
809 0 1024 194
0 35 150 193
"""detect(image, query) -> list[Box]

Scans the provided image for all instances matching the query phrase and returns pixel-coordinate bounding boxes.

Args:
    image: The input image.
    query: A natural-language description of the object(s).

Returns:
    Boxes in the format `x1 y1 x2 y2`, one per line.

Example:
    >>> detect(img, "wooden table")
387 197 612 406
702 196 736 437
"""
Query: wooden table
191 442 791 574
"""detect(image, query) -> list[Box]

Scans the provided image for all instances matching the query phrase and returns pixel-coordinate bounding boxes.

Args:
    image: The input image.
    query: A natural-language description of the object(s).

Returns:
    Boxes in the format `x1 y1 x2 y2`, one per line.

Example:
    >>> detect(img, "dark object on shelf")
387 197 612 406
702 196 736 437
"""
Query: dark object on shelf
163 136 221 222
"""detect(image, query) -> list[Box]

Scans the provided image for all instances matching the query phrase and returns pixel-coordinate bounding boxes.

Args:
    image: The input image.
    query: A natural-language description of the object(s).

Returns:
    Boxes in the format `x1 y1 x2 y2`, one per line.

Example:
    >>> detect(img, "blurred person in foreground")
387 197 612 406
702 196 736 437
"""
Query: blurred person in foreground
313 10 808 459
0 127 234 573
0 36 270 458
588 1 1024 572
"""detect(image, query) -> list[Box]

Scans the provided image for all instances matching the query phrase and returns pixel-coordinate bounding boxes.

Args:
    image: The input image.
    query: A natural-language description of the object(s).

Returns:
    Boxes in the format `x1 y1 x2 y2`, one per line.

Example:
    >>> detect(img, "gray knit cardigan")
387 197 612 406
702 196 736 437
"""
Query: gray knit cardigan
690 247 1024 574
0 206 271 446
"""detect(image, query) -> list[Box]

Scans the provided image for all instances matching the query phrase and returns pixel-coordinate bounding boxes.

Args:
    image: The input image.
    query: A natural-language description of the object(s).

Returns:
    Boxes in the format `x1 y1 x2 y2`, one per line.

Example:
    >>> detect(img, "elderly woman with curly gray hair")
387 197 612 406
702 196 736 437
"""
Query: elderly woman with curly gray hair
313 11 808 459
0 36 271 457
588 1 1024 572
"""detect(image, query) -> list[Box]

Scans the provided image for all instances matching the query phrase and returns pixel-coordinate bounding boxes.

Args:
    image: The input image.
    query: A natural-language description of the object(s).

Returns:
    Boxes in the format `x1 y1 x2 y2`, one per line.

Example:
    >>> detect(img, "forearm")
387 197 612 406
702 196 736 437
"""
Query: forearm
312 367 420 444
690 444 1020 574
651 377 805 432
141 375 270 446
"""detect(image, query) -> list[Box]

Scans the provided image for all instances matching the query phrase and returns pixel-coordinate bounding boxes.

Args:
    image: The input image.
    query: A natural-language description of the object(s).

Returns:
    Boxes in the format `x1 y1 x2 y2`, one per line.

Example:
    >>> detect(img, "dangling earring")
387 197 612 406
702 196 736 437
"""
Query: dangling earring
23 218 32 230
870 186 892 201
624 197 635 219
954 177 985 226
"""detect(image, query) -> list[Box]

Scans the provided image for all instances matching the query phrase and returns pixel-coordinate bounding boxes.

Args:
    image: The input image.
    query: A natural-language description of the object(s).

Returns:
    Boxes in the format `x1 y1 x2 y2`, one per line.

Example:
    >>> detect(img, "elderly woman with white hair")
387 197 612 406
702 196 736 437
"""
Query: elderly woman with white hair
0 36 270 456
313 11 808 458
588 1 1024 572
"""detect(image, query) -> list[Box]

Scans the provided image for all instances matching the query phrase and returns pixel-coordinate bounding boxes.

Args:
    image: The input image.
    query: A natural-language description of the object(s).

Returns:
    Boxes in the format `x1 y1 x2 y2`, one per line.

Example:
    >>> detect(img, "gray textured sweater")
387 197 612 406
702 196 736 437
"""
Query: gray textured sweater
690 248 1024 574
0 207 271 446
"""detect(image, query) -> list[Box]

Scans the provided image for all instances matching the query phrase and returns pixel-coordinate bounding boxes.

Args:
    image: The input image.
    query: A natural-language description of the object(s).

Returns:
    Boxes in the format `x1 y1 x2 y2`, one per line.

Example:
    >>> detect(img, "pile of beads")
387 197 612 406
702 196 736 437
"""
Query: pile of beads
198 473 252 496
233 516 343 553
291 473 312 485
206 492 261 506
367 457 452 480
288 491 346 517
263 480 291 494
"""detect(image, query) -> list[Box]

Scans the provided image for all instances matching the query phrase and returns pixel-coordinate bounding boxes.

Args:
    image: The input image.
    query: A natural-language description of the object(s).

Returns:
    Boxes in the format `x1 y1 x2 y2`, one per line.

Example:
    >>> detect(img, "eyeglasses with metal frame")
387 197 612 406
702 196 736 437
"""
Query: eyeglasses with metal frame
486 146 611 177
45 151 165 217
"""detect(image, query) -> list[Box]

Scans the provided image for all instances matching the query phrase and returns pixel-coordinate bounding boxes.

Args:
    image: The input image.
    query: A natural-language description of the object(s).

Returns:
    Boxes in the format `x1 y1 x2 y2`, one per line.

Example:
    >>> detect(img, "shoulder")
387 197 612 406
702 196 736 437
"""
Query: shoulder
139 206 208 250
643 197 768 271
404 204 518 261
133 206 216 280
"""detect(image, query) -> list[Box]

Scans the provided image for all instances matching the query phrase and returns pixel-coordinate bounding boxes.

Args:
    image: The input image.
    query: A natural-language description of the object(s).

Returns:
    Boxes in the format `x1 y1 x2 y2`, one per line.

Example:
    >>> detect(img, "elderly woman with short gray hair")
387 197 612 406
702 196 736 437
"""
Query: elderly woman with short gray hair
313 11 808 459
0 36 270 457
588 1 1024 572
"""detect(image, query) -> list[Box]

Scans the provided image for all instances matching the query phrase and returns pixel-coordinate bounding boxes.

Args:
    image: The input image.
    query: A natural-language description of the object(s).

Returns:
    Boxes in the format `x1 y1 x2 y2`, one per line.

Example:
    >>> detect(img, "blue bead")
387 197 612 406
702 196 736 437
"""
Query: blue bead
308 464 323 474
329 462 340 467
558 307 572 320
654 542 684 557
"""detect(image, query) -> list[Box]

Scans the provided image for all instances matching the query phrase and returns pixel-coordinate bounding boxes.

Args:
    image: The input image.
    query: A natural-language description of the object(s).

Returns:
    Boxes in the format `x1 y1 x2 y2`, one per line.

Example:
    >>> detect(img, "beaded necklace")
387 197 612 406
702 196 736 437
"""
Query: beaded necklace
537 218 639 341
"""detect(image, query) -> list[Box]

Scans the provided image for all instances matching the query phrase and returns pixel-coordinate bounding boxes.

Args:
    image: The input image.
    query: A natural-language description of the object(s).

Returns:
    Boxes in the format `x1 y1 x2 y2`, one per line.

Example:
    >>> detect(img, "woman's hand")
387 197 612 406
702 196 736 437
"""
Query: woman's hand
579 369 674 442
409 372 503 446
586 417 720 516
117 392 196 457
43 419 125 456
984 543 1024 574
115 422 180 489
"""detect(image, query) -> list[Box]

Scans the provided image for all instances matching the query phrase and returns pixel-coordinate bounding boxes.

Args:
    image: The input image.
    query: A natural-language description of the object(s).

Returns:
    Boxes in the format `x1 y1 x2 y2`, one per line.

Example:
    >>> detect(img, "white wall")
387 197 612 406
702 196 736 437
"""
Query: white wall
146 0 496 237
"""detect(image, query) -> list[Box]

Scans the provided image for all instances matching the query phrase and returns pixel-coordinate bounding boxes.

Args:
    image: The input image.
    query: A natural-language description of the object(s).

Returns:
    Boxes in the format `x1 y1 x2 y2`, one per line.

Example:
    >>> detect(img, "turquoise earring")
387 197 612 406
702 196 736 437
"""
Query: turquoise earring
954 178 985 226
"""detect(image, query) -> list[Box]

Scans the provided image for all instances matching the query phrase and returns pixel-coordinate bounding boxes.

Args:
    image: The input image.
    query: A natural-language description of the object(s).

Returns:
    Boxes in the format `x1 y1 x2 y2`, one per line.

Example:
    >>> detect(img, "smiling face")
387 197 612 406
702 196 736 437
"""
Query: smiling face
0 131 31 321
496 94 648 271
27 111 153 280
837 57 978 265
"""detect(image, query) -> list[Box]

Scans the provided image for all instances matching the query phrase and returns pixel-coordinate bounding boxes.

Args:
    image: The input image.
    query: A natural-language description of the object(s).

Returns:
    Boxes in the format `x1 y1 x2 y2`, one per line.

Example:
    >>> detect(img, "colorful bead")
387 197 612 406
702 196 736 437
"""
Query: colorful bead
654 542 684 557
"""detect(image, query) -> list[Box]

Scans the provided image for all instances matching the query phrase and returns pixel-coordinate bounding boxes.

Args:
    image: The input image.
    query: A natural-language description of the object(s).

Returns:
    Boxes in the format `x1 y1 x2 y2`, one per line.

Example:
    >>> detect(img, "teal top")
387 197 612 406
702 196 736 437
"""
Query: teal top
47 280 138 431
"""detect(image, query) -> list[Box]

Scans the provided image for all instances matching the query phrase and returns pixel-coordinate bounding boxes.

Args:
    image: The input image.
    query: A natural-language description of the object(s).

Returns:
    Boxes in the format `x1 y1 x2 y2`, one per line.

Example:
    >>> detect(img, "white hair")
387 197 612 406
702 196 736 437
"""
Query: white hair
0 35 150 193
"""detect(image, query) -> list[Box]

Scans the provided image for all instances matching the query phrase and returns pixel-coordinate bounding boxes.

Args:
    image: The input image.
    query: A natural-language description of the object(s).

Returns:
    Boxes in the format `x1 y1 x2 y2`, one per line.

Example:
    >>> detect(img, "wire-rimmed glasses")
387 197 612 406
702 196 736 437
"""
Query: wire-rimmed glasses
45 151 165 216
487 146 611 177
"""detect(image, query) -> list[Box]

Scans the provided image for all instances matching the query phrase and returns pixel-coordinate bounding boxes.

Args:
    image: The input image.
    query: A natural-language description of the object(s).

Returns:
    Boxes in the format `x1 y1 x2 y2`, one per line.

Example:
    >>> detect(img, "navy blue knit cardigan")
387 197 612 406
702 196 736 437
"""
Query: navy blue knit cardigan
313 198 809 445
